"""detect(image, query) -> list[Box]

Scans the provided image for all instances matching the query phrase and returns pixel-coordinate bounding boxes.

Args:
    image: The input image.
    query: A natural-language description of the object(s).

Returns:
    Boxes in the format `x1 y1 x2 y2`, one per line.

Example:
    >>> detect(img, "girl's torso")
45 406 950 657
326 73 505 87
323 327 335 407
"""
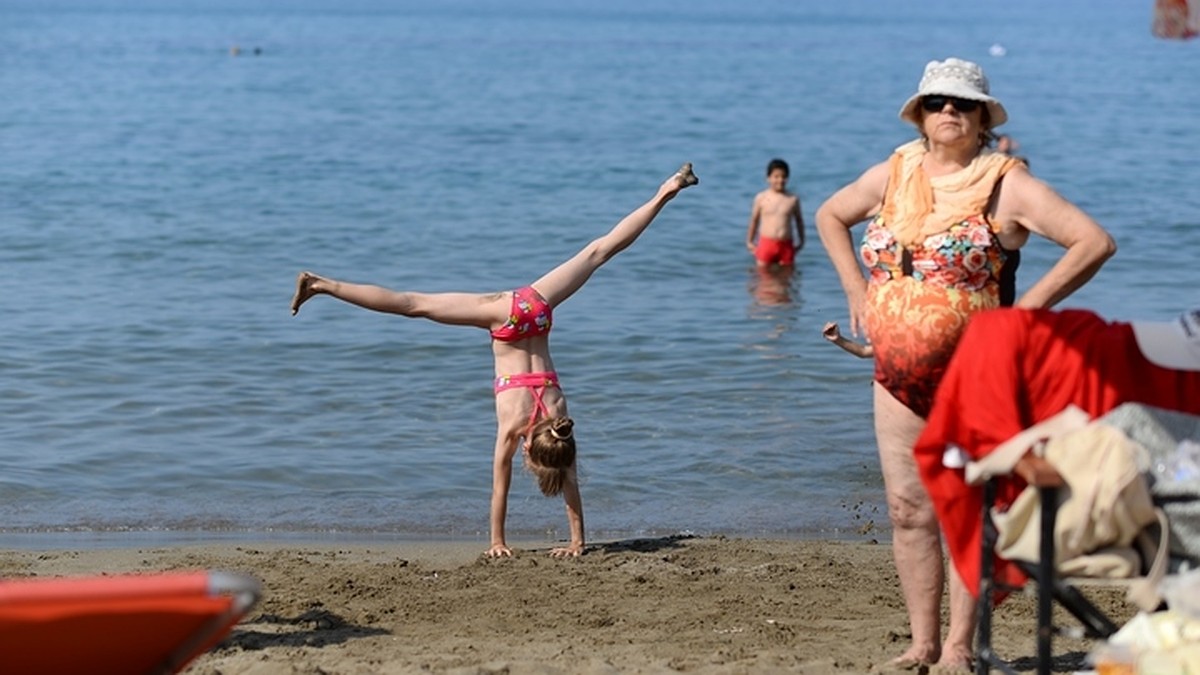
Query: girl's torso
492 336 556 379
493 369 567 436
490 287 565 433
490 285 557 378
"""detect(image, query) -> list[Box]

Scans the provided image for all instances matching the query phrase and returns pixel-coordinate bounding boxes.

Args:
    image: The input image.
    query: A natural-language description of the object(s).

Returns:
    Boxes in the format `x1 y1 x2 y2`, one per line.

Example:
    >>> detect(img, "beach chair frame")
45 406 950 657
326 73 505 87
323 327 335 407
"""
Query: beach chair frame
975 480 1121 675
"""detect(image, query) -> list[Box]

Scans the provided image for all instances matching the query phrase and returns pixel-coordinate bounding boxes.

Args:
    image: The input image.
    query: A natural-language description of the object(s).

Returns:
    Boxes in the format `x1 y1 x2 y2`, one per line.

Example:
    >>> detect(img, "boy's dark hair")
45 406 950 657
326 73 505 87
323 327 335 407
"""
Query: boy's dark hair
766 158 790 177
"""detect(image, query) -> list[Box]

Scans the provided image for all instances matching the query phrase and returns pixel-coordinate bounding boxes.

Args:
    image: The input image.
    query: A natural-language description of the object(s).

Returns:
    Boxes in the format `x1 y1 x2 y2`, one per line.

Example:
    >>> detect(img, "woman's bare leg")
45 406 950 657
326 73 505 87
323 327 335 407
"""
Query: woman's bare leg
290 271 505 329
939 562 977 669
532 163 697 306
874 383 943 667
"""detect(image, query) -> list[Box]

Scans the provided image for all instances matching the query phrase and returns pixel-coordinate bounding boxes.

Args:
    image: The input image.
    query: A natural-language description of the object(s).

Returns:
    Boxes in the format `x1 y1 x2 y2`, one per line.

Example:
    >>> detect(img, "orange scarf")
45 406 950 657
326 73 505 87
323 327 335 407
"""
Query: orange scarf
881 139 1022 247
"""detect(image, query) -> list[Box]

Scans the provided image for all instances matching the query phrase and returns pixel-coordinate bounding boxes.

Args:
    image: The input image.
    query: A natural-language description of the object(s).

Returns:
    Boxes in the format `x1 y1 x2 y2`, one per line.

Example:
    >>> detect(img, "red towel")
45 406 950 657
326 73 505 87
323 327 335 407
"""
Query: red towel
913 308 1200 599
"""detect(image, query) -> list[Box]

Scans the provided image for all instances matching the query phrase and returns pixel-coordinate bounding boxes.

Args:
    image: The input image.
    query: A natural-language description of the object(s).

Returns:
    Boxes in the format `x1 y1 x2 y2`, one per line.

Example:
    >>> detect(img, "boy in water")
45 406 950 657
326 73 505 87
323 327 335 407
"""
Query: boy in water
746 158 805 267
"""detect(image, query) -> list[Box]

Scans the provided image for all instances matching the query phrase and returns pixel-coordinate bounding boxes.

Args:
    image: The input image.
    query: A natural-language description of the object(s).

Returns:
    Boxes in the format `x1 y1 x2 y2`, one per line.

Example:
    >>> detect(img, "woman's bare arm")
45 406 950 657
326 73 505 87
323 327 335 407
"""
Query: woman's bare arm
994 167 1117 309
815 162 889 337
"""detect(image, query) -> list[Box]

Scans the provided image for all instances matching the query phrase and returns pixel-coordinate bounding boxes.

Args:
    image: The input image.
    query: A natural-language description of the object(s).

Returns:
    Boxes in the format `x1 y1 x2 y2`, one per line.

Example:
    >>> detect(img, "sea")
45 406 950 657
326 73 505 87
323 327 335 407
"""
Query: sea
1 0 1197 549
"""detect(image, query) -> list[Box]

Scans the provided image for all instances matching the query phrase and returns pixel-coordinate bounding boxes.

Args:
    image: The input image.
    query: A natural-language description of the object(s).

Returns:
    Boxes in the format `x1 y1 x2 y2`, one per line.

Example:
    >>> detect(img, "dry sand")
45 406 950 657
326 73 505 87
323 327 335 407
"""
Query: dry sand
0 535 1134 674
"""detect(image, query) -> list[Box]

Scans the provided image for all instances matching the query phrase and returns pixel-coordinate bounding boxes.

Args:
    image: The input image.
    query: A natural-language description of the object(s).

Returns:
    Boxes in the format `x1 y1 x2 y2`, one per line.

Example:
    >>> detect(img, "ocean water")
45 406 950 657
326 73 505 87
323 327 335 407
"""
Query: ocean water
1 0 1197 547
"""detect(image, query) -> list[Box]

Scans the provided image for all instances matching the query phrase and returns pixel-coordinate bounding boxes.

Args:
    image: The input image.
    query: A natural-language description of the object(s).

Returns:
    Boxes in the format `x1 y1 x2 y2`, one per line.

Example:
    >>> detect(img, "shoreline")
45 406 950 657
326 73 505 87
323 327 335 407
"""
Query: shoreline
0 527 884 552
0 535 1131 673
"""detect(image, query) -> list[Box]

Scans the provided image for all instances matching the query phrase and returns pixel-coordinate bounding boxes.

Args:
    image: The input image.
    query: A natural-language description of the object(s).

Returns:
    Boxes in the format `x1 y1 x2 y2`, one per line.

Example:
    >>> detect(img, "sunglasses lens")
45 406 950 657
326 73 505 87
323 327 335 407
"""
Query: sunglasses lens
921 96 980 113
921 96 947 112
954 98 980 113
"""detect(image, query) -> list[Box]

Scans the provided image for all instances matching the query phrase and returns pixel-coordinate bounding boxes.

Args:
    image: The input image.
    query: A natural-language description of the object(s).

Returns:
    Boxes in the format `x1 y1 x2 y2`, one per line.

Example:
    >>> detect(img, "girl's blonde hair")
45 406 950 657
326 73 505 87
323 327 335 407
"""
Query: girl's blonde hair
525 416 577 496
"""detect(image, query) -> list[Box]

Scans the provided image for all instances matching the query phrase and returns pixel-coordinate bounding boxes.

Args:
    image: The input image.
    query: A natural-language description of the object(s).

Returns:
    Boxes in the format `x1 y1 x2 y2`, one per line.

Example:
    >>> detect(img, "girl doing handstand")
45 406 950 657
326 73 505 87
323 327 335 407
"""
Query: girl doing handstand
290 164 698 558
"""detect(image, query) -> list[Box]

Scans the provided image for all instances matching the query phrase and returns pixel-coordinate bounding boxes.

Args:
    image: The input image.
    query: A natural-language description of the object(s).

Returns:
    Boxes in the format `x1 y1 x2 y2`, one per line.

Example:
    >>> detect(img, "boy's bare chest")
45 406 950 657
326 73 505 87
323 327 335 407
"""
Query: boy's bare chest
762 193 794 216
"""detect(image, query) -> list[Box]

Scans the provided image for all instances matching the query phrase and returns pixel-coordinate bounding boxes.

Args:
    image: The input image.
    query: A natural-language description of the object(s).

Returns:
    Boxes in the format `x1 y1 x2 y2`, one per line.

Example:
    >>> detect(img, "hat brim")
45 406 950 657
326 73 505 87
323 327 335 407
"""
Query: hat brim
1132 319 1200 372
899 87 1008 129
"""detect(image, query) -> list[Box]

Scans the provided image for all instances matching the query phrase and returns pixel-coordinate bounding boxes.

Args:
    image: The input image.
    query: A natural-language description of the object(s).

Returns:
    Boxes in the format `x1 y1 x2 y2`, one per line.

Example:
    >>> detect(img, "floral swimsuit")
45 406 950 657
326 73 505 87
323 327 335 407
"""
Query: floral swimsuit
861 214 1010 418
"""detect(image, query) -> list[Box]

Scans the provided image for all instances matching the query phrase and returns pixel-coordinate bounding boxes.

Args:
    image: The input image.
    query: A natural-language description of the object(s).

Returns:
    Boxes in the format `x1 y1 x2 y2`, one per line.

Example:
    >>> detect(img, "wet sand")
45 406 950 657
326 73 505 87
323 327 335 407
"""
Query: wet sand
0 536 1132 674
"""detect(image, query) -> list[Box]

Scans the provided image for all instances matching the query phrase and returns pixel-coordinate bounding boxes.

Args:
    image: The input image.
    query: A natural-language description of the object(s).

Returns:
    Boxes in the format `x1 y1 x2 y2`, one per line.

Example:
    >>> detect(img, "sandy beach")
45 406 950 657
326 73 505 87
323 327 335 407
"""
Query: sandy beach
0 536 1134 674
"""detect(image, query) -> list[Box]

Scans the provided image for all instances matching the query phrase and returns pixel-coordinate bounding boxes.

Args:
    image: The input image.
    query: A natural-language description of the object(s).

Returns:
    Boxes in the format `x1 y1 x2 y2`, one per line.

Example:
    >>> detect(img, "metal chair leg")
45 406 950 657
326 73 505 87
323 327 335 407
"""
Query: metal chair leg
977 479 1017 675
1037 486 1058 675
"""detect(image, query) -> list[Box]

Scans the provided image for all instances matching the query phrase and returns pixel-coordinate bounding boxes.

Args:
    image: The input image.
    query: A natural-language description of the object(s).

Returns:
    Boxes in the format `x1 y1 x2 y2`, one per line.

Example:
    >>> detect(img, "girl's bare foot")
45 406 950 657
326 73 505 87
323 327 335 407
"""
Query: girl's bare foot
674 162 699 188
290 271 320 315
659 163 699 199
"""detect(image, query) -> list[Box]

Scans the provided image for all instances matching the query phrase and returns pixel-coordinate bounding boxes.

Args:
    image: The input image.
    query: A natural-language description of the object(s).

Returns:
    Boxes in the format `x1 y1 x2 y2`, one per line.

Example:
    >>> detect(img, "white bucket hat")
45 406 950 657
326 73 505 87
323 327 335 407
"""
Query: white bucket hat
1132 307 1200 371
899 57 1008 129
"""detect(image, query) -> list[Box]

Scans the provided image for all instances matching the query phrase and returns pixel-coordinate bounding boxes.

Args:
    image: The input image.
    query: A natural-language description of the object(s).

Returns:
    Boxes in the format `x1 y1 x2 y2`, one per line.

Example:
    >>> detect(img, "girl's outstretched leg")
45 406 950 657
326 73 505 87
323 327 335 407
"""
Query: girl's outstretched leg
290 271 506 329
533 163 698 306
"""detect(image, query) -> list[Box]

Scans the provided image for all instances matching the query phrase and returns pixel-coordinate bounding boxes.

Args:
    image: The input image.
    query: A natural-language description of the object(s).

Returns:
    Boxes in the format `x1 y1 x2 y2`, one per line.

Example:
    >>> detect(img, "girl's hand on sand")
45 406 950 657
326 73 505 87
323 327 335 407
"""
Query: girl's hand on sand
550 544 584 558
485 544 514 558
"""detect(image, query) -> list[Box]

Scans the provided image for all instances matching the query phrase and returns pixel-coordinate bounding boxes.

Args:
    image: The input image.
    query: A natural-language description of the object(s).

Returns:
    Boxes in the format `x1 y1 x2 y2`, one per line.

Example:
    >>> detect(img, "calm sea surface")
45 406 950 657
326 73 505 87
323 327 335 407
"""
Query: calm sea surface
1 0 1197 548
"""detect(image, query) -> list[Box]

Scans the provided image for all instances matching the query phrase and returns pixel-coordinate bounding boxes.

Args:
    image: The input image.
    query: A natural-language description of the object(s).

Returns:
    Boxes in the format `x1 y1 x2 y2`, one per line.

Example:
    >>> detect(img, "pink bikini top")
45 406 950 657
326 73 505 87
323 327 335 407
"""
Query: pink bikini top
490 286 552 342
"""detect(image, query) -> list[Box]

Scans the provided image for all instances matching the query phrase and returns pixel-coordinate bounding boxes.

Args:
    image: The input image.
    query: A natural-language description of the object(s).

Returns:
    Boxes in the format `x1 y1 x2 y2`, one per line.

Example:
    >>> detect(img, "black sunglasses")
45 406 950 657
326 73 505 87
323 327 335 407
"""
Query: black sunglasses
921 96 981 114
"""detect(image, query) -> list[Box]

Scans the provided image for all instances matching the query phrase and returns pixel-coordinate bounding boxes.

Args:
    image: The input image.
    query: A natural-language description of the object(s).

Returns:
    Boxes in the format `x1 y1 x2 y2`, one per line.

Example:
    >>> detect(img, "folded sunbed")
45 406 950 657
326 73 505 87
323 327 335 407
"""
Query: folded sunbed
0 569 261 675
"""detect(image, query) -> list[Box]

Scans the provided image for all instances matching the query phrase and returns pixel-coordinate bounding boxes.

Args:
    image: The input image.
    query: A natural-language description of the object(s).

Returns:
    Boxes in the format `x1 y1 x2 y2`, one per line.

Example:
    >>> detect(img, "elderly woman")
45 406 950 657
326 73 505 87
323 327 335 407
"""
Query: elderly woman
815 58 1115 670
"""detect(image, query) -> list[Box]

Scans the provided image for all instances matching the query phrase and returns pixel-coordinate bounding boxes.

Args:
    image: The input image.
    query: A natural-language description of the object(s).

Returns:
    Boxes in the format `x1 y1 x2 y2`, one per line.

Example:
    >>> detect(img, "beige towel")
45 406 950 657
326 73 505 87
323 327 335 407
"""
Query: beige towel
987 420 1168 610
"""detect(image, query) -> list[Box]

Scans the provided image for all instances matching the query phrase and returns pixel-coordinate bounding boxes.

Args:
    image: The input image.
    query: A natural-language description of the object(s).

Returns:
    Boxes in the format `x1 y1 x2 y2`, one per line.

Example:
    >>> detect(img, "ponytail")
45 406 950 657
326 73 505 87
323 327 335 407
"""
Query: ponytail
526 417 577 497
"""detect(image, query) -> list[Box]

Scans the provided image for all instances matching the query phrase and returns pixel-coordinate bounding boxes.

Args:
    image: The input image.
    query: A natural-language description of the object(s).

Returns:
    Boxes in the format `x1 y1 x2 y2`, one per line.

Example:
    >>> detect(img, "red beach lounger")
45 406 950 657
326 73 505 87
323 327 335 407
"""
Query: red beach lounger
0 569 261 675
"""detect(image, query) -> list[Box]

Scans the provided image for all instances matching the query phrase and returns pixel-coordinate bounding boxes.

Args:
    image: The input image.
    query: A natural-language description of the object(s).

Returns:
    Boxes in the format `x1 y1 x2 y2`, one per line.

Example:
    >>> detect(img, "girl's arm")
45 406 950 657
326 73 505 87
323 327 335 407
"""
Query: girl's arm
550 470 585 558
486 432 520 558
836 338 874 359
823 321 873 359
